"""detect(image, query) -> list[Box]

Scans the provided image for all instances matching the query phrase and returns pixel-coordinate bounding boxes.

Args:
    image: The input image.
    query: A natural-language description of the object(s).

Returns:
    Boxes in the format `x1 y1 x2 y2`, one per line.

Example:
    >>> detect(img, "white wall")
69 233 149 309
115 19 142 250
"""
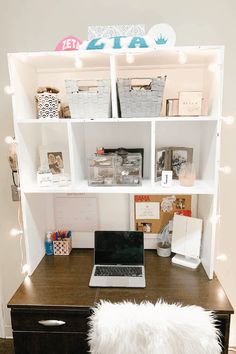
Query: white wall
0 0 235 344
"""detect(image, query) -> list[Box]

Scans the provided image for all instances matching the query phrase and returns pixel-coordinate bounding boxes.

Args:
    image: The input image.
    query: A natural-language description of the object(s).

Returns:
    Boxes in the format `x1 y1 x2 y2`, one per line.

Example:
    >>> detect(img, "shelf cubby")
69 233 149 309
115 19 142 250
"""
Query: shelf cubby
17 121 71 187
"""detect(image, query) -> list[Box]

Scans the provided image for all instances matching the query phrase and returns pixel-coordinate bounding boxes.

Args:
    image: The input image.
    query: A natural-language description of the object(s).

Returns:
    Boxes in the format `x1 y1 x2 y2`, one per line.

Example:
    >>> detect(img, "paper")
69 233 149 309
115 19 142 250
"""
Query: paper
136 202 160 220
55 196 98 231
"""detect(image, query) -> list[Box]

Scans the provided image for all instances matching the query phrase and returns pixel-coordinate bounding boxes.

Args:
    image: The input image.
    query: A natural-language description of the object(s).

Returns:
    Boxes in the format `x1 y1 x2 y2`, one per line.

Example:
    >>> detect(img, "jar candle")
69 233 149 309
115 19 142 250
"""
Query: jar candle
179 163 196 187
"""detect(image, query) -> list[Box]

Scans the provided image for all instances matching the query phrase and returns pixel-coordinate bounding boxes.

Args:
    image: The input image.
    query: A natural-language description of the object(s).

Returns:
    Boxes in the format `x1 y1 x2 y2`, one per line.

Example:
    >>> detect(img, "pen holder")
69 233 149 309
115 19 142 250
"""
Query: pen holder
53 238 72 255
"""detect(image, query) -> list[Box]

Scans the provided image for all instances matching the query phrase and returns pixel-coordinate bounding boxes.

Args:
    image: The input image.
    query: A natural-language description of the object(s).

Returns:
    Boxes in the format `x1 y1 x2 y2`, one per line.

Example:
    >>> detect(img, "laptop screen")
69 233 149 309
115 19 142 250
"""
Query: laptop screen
95 231 144 265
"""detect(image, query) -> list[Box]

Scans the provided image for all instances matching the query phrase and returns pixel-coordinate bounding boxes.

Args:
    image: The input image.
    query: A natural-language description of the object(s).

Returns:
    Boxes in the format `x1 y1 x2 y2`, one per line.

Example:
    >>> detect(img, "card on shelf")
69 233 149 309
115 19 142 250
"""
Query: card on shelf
161 170 173 187
178 91 202 116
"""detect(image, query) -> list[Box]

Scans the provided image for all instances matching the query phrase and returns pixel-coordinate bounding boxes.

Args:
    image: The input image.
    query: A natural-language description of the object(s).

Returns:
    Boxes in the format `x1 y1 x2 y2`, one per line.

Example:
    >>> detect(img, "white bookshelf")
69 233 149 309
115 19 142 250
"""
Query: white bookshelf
8 46 224 279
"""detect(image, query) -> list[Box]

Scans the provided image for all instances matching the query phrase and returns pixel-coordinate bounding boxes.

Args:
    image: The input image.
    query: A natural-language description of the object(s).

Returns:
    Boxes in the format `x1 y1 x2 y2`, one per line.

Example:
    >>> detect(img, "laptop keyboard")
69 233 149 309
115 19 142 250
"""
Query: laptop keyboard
94 266 143 277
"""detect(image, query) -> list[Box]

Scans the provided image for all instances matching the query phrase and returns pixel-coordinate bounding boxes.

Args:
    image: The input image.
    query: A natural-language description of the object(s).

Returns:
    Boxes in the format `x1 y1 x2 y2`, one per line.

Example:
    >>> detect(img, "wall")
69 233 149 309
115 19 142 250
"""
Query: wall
0 0 235 344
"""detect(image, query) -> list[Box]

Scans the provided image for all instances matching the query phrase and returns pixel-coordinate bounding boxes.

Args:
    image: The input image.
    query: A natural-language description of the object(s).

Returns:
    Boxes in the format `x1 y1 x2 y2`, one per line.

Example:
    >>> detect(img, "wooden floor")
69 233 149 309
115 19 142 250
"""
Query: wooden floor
0 339 14 354
0 338 235 353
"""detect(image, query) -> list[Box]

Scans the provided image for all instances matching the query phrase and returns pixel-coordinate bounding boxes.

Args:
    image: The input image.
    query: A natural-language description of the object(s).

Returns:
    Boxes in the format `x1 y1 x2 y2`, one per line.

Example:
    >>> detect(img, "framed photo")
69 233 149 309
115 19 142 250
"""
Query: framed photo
39 145 70 181
171 147 193 179
47 151 64 174
156 147 193 180
156 148 170 180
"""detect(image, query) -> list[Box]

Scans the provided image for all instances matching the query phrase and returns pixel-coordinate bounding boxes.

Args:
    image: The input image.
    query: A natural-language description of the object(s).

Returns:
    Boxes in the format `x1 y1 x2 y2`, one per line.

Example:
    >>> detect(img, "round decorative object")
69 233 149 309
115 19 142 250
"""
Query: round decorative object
161 196 176 212
148 23 176 46
55 36 83 51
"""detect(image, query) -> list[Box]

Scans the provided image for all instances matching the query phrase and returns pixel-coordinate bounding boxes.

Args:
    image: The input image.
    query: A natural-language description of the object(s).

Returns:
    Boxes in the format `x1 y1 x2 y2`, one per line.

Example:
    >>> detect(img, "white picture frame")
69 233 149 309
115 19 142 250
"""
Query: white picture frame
39 145 70 182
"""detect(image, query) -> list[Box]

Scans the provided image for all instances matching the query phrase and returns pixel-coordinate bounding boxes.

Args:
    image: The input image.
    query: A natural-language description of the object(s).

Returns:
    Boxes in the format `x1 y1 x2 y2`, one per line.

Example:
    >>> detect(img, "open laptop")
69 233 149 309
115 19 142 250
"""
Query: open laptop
89 231 146 288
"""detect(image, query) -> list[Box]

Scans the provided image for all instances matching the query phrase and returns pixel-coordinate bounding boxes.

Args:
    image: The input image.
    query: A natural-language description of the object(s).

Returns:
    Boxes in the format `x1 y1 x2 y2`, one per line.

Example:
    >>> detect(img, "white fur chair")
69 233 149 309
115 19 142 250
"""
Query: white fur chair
88 300 221 354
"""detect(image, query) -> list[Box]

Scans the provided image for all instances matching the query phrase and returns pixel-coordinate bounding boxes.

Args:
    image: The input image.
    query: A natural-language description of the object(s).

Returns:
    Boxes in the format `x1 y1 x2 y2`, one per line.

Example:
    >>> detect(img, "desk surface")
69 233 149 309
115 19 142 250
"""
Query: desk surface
8 250 233 314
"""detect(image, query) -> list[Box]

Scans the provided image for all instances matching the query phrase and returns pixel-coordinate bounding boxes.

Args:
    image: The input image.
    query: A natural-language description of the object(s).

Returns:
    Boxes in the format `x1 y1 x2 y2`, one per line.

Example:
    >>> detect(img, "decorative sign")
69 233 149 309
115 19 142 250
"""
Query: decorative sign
161 171 173 187
88 24 145 40
148 23 176 46
55 36 83 51
81 23 176 51
178 91 203 116
81 35 169 51
55 24 176 52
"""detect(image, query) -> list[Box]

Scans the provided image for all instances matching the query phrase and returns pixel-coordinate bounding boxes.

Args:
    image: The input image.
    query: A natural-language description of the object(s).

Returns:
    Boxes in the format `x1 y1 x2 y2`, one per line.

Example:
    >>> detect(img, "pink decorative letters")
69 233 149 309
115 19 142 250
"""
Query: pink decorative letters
55 36 83 51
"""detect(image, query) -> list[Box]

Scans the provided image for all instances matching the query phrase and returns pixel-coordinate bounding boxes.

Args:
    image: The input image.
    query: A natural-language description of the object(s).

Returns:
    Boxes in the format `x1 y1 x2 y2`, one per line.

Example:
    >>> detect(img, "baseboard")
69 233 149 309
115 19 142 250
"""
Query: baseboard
4 326 12 338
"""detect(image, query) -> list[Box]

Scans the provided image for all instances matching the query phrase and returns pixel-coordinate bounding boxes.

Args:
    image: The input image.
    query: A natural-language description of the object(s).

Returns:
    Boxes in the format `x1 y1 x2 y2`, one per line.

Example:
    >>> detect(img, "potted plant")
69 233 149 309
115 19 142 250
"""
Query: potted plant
157 221 172 257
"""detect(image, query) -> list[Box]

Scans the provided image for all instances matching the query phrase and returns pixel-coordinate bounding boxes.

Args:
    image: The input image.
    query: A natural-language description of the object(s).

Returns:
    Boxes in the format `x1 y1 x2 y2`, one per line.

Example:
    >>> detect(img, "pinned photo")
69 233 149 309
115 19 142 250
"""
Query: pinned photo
175 198 185 210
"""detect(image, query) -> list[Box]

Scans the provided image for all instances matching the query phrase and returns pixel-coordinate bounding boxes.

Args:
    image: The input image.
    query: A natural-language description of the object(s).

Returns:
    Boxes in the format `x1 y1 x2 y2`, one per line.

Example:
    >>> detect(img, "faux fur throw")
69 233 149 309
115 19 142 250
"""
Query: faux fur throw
88 300 221 354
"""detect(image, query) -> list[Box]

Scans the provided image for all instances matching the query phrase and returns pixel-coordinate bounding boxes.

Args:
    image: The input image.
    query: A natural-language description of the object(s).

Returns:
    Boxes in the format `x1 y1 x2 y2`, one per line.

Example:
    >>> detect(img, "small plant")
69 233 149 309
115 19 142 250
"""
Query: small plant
157 221 172 257
159 222 171 247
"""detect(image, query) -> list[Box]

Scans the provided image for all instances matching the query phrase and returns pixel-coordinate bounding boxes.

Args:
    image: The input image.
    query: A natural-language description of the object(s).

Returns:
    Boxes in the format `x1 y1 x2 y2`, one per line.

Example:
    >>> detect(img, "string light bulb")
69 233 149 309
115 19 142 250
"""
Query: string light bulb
222 115 235 125
10 228 23 237
208 63 219 73
178 51 187 64
210 214 221 225
216 254 228 262
126 53 135 64
219 166 231 174
5 136 15 144
18 54 29 63
4 85 14 95
75 57 83 69
22 264 29 275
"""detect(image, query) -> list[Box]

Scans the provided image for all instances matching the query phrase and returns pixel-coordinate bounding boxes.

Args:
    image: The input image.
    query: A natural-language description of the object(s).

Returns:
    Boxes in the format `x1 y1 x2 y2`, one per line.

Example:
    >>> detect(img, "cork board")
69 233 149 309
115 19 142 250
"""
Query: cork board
134 195 192 234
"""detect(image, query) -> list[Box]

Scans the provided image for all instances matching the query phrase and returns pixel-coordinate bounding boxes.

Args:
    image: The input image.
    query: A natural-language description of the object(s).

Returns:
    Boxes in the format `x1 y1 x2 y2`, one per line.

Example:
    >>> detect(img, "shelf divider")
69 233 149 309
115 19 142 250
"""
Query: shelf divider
110 55 118 118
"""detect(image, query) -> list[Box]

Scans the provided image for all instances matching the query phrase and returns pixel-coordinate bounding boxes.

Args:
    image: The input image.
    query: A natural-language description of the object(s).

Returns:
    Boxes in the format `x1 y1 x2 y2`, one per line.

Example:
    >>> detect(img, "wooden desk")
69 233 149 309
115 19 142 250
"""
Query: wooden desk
8 250 234 354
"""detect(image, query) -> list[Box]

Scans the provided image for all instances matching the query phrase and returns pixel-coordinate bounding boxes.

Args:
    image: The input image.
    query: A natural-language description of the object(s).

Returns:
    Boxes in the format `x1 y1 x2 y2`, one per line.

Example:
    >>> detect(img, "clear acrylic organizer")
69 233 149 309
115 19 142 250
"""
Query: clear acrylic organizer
88 153 142 186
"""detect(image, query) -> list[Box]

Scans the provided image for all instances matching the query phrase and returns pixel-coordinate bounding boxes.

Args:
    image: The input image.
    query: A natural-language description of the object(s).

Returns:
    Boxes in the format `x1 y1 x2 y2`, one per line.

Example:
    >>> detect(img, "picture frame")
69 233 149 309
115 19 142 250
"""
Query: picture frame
39 145 70 182
156 148 171 180
155 147 193 180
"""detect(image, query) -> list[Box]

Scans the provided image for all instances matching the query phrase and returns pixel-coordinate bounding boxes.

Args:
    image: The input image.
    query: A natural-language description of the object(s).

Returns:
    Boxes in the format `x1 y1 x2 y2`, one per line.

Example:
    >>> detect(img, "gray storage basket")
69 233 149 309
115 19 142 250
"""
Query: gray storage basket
65 79 111 119
118 77 166 118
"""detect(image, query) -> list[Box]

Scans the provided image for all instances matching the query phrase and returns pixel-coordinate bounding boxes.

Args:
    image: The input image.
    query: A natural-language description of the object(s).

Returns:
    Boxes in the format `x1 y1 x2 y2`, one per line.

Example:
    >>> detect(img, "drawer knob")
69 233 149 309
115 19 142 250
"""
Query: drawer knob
38 320 66 326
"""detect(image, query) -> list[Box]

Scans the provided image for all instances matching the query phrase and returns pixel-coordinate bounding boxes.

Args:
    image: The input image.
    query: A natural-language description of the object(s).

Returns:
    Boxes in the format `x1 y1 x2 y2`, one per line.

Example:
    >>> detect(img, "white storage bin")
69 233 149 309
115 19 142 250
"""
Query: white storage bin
65 79 111 119
118 77 166 118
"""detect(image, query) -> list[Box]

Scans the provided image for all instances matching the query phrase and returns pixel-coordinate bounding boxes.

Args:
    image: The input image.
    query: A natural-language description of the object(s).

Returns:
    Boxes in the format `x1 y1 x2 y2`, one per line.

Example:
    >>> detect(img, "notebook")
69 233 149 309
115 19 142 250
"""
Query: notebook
89 231 146 288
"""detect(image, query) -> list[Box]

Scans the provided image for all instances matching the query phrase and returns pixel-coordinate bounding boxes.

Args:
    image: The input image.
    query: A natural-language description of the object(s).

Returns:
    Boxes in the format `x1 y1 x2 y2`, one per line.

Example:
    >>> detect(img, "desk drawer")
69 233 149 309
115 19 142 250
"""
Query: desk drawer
13 331 89 354
11 308 90 333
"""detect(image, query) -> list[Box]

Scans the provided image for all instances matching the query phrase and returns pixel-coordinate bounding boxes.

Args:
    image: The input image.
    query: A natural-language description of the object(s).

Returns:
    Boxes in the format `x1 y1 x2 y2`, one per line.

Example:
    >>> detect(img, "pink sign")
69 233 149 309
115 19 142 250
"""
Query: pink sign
55 36 83 51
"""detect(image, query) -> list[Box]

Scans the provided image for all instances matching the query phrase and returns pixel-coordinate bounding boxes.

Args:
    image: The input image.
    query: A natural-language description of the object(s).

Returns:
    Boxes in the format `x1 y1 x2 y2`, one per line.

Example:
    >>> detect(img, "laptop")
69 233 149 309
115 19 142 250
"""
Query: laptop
89 231 146 288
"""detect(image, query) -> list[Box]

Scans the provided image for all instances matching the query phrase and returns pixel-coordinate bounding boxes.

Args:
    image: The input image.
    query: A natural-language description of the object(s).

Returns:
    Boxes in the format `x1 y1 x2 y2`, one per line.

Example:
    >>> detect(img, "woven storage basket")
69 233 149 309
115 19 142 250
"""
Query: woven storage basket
65 79 111 119
53 238 72 256
118 77 166 118
36 92 59 119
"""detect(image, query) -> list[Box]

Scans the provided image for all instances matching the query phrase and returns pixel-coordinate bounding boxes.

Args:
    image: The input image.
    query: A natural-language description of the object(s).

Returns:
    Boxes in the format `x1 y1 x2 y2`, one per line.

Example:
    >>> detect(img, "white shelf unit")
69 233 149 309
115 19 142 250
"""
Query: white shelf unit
8 46 223 279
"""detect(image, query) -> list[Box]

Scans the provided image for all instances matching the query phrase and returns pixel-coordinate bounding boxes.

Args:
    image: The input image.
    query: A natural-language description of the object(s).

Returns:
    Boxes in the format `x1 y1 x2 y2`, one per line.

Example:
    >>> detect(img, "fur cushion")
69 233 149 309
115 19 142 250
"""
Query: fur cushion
88 300 221 354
